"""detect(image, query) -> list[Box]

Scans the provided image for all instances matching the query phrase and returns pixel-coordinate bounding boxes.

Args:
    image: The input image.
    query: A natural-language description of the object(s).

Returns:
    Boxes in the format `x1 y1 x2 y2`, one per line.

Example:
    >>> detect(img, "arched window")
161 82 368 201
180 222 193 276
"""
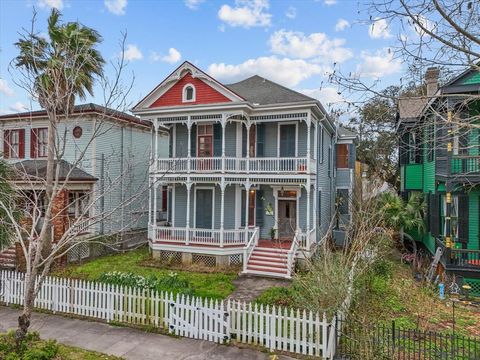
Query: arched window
182 84 195 102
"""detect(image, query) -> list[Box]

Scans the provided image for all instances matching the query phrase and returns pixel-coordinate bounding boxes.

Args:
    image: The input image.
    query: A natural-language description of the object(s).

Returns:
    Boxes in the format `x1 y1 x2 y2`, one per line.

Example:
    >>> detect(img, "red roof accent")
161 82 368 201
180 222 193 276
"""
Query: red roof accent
149 73 232 108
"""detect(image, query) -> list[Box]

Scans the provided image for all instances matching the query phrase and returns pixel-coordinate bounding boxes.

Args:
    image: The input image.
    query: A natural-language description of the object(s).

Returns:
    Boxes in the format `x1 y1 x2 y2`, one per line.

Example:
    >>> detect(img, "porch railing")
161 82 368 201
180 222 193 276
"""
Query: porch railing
243 227 259 273
151 225 254 247
154 157 314 174
70 217 91 234
451 156 480 175
435 237 480 271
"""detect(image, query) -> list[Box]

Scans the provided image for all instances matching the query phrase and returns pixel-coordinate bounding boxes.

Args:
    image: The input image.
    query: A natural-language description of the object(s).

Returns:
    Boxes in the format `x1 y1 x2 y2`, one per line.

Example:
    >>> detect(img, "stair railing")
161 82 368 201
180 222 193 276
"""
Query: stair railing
243 227 259 273
286 230 300 278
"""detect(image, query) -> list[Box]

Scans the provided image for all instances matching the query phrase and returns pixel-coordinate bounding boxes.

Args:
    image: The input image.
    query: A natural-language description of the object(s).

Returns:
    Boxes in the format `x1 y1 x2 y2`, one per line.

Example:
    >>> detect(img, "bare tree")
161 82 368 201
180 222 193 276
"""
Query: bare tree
0 9 157 343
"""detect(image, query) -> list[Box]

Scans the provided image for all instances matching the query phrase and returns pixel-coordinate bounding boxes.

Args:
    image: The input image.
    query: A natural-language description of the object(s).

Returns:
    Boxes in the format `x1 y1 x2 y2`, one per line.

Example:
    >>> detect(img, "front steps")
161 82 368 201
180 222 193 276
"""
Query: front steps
0 245 17 269
243 241 296 279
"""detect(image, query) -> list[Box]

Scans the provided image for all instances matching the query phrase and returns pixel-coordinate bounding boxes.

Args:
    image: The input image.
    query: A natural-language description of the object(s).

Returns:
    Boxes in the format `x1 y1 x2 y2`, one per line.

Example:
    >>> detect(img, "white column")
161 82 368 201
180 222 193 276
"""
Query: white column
185 182 191 245
314 121 318 161
220 181 225 247
187 117 191 173
306 183 311 233
244 181 250 236
171 185 176 227
221 116 226 173
306 119 311 173
154 119 159 165
246 122 251 173
153 181 158 227
149 179 153 226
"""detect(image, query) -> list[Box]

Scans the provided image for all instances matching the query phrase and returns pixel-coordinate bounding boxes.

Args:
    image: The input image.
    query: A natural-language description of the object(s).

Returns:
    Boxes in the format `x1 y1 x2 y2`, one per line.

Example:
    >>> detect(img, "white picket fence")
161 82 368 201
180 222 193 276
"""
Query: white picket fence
0 270 337 358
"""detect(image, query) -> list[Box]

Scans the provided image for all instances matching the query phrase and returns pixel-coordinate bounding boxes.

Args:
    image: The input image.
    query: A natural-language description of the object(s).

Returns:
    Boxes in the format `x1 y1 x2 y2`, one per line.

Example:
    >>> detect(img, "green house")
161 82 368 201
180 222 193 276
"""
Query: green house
398 67 480 296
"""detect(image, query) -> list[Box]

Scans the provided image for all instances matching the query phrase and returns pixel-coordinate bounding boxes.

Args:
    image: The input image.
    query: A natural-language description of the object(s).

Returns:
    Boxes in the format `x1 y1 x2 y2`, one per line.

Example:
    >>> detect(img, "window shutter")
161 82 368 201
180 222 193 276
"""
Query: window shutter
255 189 264 227
190 124 196 157
458 194 469 245
430 193 440 237
3 130 10 158
426 192 431 232
18 129 25 159
241 190 246 227
415 130 423 164
242 127 247 157
162 186 168 212
348 144 355 168
31 128 38 158
256 123 265 157
213 123 222 157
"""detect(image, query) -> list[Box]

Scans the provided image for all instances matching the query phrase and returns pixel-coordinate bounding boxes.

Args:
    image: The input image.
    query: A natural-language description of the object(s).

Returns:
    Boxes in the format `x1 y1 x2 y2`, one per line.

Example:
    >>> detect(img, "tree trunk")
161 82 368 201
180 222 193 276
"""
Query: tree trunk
16 113 56 343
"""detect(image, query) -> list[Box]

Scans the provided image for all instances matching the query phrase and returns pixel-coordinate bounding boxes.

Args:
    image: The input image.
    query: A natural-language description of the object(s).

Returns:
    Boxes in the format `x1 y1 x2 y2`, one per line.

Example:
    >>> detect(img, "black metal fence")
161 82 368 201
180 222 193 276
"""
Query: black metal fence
336 319 480 360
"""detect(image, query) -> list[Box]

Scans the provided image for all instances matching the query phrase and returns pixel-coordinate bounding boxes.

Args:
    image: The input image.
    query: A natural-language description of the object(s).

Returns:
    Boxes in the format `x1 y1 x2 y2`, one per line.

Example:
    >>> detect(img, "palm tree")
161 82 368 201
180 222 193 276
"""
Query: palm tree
12 9 105 343
378 191 426 233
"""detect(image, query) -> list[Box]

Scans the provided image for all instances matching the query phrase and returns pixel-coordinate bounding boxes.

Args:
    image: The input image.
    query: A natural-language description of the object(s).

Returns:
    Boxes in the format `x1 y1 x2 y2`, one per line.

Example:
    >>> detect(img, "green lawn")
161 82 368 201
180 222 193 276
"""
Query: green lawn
54 248 237 299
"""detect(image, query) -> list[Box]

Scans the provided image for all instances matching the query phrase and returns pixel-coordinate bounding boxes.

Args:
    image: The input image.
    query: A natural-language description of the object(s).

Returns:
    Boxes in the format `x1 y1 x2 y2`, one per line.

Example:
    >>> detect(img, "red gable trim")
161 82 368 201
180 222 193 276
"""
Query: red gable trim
149 73 232 108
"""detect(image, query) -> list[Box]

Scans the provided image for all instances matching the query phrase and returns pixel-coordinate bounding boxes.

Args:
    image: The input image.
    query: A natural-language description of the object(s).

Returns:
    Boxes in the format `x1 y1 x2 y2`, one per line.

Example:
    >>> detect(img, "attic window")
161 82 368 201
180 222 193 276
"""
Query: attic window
183 84 195 102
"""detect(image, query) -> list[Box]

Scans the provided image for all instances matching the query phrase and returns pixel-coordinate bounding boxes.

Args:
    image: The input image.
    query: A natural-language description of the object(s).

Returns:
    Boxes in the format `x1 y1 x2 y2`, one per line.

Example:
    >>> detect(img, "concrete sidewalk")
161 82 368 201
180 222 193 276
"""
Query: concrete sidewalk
0 307 294 360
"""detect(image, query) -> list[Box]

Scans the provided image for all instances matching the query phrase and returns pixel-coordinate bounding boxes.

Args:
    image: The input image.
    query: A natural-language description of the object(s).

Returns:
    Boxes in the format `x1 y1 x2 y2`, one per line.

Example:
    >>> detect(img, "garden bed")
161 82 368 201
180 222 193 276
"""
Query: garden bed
54 248 237 299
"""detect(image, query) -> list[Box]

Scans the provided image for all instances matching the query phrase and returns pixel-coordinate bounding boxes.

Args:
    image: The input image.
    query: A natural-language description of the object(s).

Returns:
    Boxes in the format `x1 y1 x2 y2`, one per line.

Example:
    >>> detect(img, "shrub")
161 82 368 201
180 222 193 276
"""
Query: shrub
256 286 298 308
0 331 59 360
97 271 194 295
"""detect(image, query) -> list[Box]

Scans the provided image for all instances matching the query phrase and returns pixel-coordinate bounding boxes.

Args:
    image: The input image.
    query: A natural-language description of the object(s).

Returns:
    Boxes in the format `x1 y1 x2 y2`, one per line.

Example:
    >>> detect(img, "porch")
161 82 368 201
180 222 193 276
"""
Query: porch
435 237 480 276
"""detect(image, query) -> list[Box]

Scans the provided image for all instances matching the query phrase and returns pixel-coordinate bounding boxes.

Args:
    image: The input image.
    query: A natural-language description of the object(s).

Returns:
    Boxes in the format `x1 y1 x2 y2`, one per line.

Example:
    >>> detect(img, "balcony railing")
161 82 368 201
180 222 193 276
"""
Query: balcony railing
150 225 257 247
435 237 480 272
154 157 315 174
451 156 480 175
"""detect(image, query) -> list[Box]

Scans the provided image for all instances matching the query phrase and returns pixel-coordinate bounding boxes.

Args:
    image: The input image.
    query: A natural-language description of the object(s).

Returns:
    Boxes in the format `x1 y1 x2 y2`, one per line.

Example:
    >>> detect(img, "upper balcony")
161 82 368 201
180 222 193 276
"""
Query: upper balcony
152 156 317 175
436 155 480 182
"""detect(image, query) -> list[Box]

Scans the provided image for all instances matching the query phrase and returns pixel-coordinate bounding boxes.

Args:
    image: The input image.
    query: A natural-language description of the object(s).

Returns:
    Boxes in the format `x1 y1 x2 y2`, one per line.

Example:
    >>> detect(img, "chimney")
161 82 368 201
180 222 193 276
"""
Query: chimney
425 67 440 97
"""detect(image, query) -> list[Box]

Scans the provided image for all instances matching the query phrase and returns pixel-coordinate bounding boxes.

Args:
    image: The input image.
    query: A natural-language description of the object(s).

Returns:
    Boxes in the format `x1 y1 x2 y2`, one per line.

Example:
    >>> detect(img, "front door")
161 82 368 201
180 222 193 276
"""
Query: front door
197 124 213 170
278 200 296 239
279 124 296 157
196 189 213 229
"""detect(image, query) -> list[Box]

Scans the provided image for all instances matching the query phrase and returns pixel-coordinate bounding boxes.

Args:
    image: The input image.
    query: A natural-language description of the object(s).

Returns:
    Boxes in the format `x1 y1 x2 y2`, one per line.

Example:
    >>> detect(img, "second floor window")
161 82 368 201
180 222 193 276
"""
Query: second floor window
32 128 48 158
336 144 349 168
197 124 213 157
3 129 25 159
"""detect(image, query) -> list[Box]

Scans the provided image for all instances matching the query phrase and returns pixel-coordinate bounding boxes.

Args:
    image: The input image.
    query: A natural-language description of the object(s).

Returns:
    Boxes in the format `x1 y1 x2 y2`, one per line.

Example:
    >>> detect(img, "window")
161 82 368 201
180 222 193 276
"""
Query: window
3 129 25 159
336 189 350 215
336 144 349 168
197 124 213 157
37 128 47 157
182 84 195 102
68 192 88 218
440 194 458 241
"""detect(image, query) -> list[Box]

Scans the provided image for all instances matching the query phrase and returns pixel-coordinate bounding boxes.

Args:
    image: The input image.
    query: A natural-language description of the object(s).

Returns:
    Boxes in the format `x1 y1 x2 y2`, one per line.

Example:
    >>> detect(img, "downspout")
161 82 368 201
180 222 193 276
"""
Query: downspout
100 153 105 234
120 126 125 235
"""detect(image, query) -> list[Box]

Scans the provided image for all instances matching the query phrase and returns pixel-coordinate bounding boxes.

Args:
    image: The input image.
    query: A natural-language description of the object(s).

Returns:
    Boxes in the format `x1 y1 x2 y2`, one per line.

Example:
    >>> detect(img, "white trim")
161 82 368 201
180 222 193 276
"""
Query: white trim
182 83 196 103
277 121 298 157
193 186 215 229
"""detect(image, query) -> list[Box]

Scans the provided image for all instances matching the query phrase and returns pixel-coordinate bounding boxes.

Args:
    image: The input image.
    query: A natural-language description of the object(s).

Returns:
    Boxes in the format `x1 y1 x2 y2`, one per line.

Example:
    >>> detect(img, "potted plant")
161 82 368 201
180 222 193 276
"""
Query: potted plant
269 227 277 240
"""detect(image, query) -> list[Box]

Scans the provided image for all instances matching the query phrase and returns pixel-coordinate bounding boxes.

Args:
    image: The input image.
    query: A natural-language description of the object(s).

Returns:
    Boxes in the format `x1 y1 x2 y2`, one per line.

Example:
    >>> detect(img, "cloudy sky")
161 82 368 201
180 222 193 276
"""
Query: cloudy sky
0 0 408 115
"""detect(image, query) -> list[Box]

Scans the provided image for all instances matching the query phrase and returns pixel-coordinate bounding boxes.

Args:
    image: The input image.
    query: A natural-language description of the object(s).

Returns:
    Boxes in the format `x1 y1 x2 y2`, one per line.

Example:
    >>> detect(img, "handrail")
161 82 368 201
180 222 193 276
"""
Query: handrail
286 231 300 278
243 227 259 273
435 236 480 270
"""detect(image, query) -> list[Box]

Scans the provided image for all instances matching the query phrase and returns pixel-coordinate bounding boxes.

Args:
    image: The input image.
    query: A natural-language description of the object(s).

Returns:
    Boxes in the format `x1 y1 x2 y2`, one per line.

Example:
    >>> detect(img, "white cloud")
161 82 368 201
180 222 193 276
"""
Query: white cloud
151 48 182 64
123 44 143 61
185 0 204 10
324 0 337 5
412 14 434 36
0 80 14 97
104 0 127 15
38 0 63 10
218 0 272 29
285 6 296 19
269 29 353 64
335 18 349 32
208 56 324 87
355 48 402 78
300 87 345 106
10 102 28 112
369 18 391 39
